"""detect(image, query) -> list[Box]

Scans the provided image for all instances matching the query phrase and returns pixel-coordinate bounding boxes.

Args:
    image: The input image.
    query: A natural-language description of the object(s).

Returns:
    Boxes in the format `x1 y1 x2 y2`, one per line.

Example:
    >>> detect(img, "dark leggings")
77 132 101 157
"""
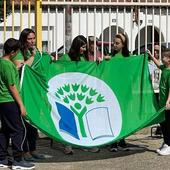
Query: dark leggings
23 121 38 153
160 110 170 146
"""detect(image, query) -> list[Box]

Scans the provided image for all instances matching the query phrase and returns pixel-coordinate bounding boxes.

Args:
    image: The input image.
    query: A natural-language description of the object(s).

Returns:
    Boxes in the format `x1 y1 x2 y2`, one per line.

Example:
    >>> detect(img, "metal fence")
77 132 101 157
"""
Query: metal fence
1 0 170 55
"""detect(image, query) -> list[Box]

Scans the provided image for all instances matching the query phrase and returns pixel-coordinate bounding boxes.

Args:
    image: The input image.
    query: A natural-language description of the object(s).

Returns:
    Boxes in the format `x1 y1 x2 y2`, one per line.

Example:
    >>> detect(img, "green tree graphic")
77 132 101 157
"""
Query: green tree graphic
55 83 105 137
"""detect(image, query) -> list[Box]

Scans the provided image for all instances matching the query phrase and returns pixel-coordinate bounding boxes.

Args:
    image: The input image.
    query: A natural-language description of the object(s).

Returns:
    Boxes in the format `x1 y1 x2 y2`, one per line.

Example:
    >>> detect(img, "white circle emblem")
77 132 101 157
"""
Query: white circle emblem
47 73 122 147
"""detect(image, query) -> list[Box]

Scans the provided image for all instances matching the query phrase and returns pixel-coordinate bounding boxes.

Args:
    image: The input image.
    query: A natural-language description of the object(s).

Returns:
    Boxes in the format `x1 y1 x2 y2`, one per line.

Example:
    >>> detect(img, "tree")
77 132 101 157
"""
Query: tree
55 83 105 137
0 0 11 23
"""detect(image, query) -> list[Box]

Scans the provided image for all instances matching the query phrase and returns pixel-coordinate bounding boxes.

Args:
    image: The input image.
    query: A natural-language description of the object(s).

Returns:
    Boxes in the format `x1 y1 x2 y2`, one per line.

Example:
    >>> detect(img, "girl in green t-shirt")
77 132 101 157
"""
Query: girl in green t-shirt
12 28 45 162
104 33 130 60
107 33 130 152
60 35 89 62
11 29 37 69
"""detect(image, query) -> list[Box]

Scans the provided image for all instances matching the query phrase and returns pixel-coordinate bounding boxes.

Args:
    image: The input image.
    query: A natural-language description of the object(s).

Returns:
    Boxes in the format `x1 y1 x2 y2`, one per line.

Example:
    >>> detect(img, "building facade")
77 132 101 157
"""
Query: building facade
0 1 170 54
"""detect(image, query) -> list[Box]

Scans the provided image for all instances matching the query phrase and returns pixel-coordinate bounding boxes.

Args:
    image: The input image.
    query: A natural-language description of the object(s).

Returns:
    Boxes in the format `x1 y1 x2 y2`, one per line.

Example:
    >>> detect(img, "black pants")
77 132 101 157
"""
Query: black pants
160 110 170 146
0 102 25 161
23 121 38 153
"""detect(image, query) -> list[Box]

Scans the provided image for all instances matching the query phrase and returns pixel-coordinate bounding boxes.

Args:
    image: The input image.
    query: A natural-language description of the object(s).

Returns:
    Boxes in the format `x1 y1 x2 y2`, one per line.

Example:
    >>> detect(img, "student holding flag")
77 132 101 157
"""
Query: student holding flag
11 28 46 161
59 35 100 154
0 38 35 169
60 35 88 62
107 33 130 152
59 35 88 154
148 48 170 156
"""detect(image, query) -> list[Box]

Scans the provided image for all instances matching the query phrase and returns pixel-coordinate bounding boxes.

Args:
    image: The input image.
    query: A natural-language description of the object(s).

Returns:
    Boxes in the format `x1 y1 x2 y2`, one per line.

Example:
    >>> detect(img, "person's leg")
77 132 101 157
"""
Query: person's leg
162 110 170 145
2 102 26 162
24 121 45 159
0 104 9 161
158 110 170 155
24 121 38 152
0 102 35 169
23 120 38 154
22 121 38 161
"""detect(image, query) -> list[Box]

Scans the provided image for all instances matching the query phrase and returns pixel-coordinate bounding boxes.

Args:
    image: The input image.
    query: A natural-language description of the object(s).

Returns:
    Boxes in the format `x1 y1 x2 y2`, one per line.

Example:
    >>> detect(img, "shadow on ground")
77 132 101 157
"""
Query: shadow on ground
35 138 148 163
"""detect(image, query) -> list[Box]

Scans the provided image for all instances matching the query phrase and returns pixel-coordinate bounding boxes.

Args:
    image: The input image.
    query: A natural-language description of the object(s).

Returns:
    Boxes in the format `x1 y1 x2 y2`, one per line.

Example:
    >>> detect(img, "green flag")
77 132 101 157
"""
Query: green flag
21 53 164 147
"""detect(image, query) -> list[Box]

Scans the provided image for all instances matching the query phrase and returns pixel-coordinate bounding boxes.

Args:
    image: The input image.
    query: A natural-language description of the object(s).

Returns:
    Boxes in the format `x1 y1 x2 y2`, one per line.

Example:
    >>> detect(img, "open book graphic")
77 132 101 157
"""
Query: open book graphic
85 107 114 140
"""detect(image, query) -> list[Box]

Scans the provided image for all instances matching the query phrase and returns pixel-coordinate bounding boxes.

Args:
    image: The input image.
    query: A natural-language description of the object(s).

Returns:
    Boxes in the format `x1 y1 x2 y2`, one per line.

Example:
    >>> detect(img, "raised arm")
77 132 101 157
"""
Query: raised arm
147 50 161 69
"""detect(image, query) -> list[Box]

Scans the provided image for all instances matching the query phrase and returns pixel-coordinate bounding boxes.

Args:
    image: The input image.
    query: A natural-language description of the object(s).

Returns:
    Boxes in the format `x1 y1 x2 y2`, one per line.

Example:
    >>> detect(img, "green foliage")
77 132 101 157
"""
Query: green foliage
55 83 105 111
0 0 11 23
72 84 79 92
63 84 70 92
55 83 105 137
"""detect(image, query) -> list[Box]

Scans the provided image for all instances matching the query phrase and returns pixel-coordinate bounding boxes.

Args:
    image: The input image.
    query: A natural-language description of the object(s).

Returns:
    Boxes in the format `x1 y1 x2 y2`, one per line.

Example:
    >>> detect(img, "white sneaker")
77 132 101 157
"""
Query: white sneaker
158 144 170 156
156 142 165 153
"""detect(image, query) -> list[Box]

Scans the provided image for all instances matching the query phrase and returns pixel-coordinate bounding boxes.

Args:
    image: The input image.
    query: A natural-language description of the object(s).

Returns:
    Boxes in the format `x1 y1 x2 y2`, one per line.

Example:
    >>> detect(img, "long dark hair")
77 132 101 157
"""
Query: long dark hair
68 35 88 61
112 33 130 57
19 28 35 60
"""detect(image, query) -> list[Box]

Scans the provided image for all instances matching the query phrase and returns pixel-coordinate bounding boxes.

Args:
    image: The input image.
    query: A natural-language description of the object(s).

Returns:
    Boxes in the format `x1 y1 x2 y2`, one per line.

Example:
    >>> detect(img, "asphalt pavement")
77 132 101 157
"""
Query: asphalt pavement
2 127 170 170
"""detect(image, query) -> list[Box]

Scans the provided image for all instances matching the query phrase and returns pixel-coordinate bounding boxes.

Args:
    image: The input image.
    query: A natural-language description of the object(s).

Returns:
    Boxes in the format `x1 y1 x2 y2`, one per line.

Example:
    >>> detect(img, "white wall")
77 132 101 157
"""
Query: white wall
1 7 170 53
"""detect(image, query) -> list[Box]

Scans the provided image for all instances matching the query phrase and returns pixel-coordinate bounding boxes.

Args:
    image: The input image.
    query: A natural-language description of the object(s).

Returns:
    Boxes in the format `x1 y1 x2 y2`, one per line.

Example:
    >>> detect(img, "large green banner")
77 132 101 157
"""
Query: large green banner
21 53 164 147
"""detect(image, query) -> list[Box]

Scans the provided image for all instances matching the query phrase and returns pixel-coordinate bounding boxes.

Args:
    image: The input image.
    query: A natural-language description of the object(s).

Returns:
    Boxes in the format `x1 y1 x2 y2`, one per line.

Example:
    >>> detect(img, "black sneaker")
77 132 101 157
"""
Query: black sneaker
30 153 45 159
12 160 35 170
109 143 118 152
155 126 162 136
0 159 9 168
118 139 127 147
118 139 129 151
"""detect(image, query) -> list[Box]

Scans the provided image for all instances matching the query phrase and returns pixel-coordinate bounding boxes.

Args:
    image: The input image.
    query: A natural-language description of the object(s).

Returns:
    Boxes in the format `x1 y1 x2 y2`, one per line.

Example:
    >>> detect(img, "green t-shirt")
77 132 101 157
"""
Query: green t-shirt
11 50 24 61
12 49 42 67
0 58 20 103
109 52 124 59
11 49 52 76
59 54 86 61
159 65 170 108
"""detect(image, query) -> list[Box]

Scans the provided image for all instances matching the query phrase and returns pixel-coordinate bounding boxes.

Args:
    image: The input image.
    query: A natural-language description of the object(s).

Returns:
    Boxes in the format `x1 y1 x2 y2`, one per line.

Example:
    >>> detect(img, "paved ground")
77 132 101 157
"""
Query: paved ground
2 128 170 170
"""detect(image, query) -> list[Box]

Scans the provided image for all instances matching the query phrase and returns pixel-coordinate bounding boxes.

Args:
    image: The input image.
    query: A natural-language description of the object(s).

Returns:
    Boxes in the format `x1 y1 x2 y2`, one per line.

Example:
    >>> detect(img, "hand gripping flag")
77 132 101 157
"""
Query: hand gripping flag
20 52 164 147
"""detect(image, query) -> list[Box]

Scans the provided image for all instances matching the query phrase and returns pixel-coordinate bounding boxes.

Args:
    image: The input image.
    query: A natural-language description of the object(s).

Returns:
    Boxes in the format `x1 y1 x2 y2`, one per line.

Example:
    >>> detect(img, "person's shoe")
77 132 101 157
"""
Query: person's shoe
0 159 9 168
12 160 35 170
87 148 100 153
155 126 162 136
23 153 36 162
81 147 100 153
118 139 127 147
110 147 118 152
118 140 128 151
109 143 118 152
158 144 170 156
64 145 74 155
156 142 165 153
30 152 45 160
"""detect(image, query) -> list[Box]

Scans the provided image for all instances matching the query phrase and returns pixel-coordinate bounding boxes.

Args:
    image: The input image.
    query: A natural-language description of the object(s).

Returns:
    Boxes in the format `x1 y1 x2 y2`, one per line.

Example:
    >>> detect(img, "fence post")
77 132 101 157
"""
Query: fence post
3 0 6 42
65 5 72 52
35 0 42 51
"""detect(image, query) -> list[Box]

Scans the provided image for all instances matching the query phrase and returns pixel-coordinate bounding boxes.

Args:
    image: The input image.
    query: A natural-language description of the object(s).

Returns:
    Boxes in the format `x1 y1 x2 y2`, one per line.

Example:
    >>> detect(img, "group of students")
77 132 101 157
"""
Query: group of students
58 33 130 154
0 28 47 170
1 28 170 170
